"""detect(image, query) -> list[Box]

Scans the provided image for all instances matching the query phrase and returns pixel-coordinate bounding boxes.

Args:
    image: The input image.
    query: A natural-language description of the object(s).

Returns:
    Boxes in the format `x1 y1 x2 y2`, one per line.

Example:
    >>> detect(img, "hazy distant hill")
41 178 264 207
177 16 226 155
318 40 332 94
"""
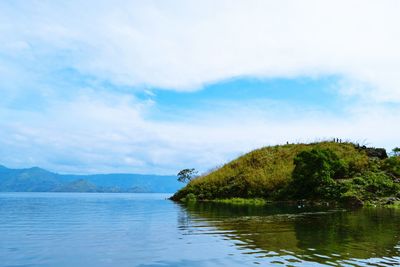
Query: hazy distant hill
0 165 182 193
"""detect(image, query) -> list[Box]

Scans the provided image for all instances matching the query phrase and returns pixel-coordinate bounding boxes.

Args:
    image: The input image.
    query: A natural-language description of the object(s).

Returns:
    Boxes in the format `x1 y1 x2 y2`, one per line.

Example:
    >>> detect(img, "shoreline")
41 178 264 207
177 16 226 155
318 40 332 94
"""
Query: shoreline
172 196 400 209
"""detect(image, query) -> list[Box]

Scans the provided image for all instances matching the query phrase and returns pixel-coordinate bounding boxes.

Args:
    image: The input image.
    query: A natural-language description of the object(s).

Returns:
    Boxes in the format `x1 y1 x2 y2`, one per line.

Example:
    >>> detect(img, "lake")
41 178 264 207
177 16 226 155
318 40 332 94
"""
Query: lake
0 193 399 267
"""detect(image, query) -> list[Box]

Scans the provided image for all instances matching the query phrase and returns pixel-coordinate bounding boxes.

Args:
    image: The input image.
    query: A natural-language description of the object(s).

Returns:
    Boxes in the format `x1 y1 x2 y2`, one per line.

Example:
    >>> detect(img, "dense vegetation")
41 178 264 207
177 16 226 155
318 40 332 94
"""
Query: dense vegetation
171 141 400 206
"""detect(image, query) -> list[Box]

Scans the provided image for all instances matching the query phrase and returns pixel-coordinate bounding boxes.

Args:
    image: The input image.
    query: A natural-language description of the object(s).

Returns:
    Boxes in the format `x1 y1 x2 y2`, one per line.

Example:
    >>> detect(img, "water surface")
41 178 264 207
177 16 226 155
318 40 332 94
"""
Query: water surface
0 193 399 266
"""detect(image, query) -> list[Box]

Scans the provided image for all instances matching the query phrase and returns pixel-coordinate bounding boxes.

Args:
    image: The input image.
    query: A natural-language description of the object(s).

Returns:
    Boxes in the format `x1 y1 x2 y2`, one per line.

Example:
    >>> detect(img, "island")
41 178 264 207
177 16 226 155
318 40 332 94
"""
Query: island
171 141 400 207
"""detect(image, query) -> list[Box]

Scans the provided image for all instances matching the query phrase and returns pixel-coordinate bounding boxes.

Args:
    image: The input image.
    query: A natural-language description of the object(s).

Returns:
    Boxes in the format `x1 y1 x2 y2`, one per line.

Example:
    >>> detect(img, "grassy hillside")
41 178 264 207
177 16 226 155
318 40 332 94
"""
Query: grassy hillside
171 141 400 205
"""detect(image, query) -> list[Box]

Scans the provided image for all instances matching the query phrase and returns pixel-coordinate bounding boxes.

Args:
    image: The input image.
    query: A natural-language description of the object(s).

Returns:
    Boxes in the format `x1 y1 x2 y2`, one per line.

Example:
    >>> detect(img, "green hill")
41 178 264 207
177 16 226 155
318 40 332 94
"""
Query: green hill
171 141 400 206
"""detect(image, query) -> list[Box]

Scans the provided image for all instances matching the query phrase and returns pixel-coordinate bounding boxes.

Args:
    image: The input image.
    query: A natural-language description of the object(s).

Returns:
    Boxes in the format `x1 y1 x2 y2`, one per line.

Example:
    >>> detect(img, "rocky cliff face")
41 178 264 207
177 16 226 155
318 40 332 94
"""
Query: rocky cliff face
356 145 388 159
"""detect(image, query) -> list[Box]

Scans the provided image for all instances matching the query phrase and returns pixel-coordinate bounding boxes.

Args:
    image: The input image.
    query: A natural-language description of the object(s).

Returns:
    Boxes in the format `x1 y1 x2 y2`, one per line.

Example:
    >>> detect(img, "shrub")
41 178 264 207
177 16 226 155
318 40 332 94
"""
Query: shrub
345 172 399 200
184 193 197 202
291 148 347 199
381 157 400 177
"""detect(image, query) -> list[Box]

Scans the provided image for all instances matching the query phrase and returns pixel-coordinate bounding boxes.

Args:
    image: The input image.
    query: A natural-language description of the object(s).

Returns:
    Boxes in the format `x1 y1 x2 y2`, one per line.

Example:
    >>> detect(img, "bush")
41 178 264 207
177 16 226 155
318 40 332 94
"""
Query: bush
291 148 347 199
184 193 197 202
345 172 399 200
362 172 399 196
382 157 400 177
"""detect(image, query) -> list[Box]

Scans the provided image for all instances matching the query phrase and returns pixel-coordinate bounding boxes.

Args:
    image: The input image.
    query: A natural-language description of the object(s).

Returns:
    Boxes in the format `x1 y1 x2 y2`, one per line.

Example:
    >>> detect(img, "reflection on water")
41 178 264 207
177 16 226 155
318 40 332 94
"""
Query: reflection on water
178 202 400 266
0 193 399 267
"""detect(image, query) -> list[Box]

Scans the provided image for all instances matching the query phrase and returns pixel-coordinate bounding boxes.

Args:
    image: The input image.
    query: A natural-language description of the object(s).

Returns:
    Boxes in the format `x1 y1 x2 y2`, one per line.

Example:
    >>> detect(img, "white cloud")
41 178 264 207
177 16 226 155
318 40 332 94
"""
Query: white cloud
0 1 399 174
0 89 398 174
1 0 400 100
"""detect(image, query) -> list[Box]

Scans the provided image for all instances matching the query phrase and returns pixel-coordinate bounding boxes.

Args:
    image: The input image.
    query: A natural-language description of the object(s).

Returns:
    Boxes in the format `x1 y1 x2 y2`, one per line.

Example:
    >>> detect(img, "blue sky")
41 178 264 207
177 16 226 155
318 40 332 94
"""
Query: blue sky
1 1 399 174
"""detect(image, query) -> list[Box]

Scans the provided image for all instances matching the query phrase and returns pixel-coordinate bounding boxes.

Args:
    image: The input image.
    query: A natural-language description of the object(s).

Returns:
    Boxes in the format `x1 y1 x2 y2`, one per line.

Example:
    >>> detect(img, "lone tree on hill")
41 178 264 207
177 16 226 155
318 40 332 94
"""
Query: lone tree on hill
393 147 400 156
177 168 198 183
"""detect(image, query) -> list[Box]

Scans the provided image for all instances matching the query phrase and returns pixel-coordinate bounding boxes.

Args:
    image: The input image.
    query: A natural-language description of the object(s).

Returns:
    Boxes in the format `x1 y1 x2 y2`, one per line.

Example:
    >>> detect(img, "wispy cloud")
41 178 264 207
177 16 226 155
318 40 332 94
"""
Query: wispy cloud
0 85 398 174
2 1 400 99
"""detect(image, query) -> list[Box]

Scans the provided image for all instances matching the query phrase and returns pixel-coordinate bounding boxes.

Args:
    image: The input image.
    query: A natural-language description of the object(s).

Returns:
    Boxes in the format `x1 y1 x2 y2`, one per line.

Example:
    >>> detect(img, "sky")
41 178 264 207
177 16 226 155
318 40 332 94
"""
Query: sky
0 0 399 174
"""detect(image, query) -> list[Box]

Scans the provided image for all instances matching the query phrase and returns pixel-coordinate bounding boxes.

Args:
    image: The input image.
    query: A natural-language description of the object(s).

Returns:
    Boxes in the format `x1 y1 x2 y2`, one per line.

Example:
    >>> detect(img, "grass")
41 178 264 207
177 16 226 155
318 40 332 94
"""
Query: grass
212 198 268 205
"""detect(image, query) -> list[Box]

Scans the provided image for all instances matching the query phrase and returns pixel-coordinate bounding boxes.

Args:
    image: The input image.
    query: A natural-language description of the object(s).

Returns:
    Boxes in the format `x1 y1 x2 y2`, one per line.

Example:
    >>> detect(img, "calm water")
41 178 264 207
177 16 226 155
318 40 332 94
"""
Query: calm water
0 193 399 267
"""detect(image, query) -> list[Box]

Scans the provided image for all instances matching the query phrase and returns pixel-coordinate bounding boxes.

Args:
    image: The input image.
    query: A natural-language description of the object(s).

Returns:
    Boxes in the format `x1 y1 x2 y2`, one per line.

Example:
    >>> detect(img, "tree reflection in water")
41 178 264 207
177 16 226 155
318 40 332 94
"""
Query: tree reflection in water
177 202 400 266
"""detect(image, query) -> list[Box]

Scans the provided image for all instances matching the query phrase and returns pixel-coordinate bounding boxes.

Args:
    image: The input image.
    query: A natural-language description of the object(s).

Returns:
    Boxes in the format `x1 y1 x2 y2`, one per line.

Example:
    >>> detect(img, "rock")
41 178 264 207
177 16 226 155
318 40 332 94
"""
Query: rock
355 145 388 159
340 195 364 208
364 147 388 159
385 197 397 205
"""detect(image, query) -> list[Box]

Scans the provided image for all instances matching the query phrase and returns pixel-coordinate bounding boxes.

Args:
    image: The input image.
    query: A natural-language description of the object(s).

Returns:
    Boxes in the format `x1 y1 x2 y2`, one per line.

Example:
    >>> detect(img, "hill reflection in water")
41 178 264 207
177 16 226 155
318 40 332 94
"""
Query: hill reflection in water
177 202 400 266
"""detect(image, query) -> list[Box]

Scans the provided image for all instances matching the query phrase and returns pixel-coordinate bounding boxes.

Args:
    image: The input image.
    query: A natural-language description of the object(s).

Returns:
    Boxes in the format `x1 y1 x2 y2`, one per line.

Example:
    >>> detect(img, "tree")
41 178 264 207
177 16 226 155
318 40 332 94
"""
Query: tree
177 168 198 183
392 147 400 157
292 148 347 199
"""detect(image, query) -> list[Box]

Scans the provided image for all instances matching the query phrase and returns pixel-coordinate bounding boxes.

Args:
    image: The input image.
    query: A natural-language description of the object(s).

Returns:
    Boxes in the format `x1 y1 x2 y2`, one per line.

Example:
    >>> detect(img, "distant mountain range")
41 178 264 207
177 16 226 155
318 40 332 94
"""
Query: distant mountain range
0 165 182 193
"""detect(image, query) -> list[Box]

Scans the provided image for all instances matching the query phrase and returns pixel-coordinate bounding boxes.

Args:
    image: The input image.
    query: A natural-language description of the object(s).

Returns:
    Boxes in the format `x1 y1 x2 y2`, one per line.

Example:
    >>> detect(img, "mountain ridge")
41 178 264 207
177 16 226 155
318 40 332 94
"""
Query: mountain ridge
0 165 181 193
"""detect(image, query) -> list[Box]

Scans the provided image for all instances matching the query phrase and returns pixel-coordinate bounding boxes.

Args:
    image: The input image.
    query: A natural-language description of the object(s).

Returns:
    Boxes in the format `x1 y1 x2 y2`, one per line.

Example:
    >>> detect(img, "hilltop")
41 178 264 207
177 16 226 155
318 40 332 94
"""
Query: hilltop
0 166 182 193
171 141 400 206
